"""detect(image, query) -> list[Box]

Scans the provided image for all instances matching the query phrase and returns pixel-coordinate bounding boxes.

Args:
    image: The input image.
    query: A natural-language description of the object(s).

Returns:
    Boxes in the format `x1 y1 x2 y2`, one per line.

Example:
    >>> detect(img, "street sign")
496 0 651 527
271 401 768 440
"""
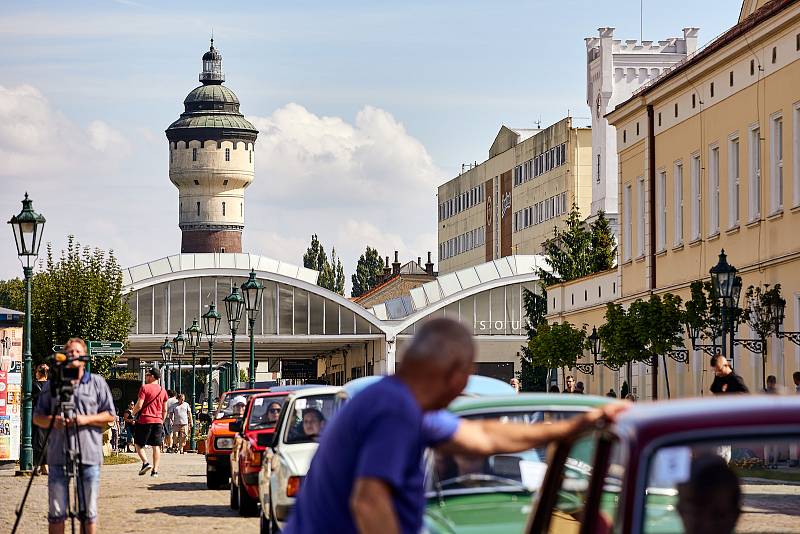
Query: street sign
281 359 316 380
52 345 63 353
89 341 124 350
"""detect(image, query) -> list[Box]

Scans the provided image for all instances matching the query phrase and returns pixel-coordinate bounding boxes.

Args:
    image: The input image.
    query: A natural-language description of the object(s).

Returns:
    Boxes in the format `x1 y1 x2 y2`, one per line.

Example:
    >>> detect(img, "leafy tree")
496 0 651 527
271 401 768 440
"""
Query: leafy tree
0 278 24 311
527 321 587 382
519 288 549 391
741 283 784 391
28 237 133 377
351 247 385 298
303 234 345 295
330 248 345 296
683 280 724 343
538 205 617 286
303 234 326 271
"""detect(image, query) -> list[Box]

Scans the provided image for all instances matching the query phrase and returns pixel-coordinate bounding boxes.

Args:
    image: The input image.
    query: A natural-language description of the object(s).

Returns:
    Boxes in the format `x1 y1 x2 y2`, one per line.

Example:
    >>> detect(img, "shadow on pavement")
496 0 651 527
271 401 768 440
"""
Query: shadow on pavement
136 504 236 517
147 481 208 491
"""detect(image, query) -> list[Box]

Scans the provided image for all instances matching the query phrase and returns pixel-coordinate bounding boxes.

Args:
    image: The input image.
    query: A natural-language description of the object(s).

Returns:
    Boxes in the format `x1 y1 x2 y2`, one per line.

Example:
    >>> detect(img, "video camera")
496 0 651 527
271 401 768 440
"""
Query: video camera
50 353 90 402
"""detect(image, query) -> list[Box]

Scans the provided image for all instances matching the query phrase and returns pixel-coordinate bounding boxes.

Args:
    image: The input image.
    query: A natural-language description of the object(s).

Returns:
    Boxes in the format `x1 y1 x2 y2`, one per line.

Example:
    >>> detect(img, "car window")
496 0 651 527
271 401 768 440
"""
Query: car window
282 394 337 444
427 410 582 497
216 391 261 418
247 395 287 430
598 439 625 534
547 433 597 534
642 435 800 534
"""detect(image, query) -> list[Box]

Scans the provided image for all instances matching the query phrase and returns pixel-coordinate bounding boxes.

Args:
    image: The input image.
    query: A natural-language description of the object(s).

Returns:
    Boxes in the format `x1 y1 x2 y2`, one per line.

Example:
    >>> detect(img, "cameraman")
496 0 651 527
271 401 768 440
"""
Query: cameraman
33 337 115 534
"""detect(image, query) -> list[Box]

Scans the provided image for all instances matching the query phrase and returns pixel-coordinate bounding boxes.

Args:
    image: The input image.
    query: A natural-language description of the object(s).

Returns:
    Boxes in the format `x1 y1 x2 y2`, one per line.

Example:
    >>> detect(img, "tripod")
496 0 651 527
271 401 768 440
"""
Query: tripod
12 394 88 534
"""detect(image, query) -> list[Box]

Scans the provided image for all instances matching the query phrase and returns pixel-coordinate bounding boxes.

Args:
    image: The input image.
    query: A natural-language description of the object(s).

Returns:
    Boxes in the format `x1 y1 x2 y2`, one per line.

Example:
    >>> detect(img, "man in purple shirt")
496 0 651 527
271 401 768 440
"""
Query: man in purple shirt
285 318 626 534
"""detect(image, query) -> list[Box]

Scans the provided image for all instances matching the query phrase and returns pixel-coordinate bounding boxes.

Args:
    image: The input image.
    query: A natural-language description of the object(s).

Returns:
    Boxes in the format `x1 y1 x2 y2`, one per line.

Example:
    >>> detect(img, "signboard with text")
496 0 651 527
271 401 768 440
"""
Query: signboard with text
281 359 316 380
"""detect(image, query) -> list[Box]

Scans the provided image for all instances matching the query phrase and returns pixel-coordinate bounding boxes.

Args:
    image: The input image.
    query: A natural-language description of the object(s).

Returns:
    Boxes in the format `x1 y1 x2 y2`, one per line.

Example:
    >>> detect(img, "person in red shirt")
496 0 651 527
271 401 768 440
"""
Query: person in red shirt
132 367 168 477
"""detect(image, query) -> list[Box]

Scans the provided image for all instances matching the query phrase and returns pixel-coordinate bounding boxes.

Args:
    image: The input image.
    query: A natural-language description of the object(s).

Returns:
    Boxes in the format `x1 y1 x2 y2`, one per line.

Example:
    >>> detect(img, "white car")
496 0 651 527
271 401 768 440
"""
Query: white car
257 386 341 533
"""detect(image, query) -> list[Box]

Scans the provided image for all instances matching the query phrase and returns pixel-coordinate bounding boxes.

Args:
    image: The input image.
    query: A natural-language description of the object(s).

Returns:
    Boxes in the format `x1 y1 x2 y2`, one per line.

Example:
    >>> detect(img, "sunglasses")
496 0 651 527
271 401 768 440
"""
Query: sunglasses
268 408 281 413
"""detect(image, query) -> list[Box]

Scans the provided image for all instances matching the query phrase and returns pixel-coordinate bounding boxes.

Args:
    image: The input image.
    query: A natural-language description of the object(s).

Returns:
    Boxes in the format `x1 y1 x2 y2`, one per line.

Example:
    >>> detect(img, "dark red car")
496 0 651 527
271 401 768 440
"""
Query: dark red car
229 391 290 516
526 395 800 534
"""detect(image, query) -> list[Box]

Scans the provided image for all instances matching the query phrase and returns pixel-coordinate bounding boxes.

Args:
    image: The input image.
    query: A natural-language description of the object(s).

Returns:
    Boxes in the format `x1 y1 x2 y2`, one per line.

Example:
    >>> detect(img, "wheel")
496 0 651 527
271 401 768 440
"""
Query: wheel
238 474 259 517
206 465 225 490
229 475 240 509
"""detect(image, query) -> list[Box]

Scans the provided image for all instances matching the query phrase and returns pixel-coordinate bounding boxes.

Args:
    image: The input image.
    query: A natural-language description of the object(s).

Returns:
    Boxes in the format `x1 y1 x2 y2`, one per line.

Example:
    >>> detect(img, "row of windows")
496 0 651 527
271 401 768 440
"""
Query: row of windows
512 192 568 232
182 201 243 218
623 108 798 261
438 183 486 221
173 147 254 164
439 226 486 261
513 143 568 187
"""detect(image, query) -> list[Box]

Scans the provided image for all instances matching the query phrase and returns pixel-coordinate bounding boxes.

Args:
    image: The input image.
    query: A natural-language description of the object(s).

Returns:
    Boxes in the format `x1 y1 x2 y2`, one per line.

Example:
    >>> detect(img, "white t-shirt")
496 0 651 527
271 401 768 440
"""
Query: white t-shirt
170 402 192 425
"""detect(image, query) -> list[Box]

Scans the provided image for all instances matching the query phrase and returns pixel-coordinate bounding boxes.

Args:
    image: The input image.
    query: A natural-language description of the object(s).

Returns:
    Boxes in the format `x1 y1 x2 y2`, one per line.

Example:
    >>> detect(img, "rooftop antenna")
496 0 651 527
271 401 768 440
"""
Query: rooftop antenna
535 118 541 129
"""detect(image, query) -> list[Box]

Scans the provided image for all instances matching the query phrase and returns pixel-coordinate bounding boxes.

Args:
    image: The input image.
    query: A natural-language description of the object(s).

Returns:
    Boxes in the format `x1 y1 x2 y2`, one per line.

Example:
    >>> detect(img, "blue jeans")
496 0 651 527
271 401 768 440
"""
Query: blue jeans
48 464 100 524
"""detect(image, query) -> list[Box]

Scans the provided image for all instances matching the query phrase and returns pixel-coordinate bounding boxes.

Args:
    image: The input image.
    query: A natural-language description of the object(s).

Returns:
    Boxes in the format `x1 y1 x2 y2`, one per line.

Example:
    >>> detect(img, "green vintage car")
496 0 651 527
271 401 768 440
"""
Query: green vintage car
423 393 609 534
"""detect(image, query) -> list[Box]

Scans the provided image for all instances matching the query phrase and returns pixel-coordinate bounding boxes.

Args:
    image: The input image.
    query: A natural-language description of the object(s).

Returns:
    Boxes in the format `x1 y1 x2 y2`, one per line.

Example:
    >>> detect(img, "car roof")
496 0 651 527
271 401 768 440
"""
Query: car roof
285 385 343 400
448 393 610 413
221 388 268 397
268 385 321 393
249 391 292 400
614 395 800 445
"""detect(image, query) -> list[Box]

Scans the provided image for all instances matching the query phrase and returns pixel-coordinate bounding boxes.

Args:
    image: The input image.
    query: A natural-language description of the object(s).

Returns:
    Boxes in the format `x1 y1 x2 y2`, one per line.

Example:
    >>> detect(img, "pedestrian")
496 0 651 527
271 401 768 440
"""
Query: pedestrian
110 412 120 453
625 393 637 402
32 337 116 534
574 381 585 394
793 371 800 394
563 375 575 393
548 385 560 393
791 371 800 467
709 355 749 395
509 377 520 393
765 375 778 394
676 454 741 534
32 363 49 475
764 375 780 467
122 401 136 452
169 393 192 454
282 318 627 534
131 367 168 478
163 390 178 452
606 388 617 398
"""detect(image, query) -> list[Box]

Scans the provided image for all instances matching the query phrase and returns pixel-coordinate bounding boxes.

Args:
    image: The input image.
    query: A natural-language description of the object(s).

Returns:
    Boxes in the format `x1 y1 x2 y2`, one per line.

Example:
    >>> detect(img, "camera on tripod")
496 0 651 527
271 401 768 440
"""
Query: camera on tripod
50 353 87 401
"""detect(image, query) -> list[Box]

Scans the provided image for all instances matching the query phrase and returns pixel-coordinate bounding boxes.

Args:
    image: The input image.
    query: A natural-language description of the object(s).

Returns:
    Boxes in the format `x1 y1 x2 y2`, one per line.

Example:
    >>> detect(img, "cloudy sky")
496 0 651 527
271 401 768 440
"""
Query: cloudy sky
0 0 736 289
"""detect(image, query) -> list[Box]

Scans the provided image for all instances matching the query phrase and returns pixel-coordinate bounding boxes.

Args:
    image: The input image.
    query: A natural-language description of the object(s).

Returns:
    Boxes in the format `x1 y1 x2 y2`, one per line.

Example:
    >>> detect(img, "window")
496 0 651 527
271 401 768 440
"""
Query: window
596 154 601 183
249 150 252 163
194 179 200 185
241 203 243 216
658 112 662 127
545 434 598 534
196 202 201 216
674 103 679 117
170 150 173 163
710 82 715 98
674 162 684 246
770 115 783 213
772 46 777 64
729 137 740 227
797 33 800 51
692 94 696 109
637 177 645 257
729 71 734 87
749 126 761 221
624 184 632 261
657 171 666 251
192 148 197 161
225 148 230 161
636 122 640 136
709 145 720 235
623 130 627 143
795 104 800 207
222 201 226 216
751 59 755 76
691 154 701 240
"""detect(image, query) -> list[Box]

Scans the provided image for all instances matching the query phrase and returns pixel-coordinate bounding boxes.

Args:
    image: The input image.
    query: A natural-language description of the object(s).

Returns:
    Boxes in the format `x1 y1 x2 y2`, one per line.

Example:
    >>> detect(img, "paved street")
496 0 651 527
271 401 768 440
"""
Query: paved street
0 453 258 533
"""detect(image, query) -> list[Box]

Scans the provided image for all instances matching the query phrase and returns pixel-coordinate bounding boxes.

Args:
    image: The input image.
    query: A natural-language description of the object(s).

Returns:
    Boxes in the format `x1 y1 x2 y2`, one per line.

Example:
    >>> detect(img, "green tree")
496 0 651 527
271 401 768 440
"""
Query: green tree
538 205 616 286
29 236 133 377
351 247 385 298
519 288 549 391
303 234 345 295
0 278 24 310
331 248 345 296
527 321 587 382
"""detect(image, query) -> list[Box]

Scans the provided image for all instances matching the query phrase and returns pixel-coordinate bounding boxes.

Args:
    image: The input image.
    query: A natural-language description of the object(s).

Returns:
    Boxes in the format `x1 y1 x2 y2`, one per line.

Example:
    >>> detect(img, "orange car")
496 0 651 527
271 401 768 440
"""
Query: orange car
205 388 267 489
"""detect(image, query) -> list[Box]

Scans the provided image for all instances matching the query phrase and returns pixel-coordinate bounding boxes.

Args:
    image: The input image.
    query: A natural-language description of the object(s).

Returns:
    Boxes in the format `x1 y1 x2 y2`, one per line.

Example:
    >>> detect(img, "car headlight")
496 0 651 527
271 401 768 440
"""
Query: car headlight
215 437 234 450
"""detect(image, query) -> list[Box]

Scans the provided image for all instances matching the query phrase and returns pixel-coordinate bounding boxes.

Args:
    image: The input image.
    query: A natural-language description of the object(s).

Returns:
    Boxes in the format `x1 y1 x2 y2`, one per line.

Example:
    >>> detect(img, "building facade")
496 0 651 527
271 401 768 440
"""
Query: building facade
550 0 800 399
166 39 258 254
437 118 592 274
352 252 437 310
586 27 698 231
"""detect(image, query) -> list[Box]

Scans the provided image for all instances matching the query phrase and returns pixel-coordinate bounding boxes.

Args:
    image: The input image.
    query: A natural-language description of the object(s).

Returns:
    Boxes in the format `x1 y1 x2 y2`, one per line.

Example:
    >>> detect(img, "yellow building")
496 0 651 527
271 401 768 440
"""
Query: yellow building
437 117 592 274
549 0 800 399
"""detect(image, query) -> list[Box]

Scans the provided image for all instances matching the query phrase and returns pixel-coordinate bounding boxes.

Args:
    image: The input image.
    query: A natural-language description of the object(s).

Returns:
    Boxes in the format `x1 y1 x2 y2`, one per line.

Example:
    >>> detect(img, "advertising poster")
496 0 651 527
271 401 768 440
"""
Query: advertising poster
0 329 22 461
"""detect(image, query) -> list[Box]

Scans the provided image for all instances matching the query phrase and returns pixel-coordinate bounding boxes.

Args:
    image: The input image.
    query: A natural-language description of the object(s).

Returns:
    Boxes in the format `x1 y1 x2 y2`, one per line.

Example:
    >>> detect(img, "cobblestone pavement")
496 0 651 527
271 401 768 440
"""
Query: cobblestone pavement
0 452 259 533
738 480 800 533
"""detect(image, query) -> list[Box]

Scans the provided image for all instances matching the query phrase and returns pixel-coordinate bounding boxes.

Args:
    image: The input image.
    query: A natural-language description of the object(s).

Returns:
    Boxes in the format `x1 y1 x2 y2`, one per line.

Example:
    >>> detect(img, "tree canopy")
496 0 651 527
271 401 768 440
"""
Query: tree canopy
303 234 345 295
518 288 549 391
351 247 385 298
526 320 587 373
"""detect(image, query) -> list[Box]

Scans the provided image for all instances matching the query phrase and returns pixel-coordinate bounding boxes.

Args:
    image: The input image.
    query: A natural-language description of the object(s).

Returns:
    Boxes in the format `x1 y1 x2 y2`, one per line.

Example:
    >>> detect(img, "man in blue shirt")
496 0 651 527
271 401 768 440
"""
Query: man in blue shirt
285 318 625 534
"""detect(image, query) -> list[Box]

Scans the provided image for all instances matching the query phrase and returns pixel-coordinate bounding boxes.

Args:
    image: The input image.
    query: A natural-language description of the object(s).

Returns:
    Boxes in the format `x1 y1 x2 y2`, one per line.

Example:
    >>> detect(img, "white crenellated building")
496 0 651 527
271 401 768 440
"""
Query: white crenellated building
585 27 699 230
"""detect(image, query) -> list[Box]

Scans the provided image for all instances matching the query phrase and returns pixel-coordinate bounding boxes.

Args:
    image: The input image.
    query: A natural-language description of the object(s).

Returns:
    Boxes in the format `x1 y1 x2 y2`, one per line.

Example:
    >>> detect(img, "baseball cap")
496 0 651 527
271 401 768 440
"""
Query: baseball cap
147 367 161 380
231 395 247 406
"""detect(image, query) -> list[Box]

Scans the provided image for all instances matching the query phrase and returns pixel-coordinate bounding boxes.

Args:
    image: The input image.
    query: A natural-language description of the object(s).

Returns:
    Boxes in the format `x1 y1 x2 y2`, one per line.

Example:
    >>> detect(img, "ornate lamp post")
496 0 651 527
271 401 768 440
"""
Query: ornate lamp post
202 303 221 414
8 193 45 473
160 337 173 390
172 329 186 395
223 285 245 391
240 270 264 389
709 249 738 362
185 318 202 450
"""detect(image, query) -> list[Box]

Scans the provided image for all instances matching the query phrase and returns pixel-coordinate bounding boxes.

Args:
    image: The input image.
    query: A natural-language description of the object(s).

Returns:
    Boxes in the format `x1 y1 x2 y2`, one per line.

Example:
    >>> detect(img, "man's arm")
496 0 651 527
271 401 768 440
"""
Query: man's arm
131 397 145 416
75 412 115 428
437 403 627 456
351 478 400 534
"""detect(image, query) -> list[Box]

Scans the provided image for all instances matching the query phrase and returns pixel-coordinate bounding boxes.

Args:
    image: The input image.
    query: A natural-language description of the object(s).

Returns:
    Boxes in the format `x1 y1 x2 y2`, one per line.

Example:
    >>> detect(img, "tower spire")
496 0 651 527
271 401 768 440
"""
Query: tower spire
200 37 224 85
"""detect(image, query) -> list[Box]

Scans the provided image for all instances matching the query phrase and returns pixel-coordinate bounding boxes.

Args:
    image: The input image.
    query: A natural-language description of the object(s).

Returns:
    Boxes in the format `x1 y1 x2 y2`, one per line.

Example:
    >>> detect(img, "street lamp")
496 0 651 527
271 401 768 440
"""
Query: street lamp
172 329 186 396
185 318 202 450
241 270 264 389
224 285 245 391
160 337 173 390
202 302 221 414
8 193 45 473
710 250 738 362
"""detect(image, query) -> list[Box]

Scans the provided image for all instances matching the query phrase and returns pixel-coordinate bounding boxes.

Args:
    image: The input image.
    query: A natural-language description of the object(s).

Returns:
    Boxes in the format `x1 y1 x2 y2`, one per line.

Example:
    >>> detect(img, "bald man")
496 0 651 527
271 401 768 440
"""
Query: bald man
284 318 626 534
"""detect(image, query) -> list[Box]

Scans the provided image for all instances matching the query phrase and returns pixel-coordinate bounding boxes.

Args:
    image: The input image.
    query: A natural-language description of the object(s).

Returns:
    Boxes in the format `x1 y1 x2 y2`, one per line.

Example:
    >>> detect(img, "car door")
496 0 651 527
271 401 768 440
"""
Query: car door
260 394 290 516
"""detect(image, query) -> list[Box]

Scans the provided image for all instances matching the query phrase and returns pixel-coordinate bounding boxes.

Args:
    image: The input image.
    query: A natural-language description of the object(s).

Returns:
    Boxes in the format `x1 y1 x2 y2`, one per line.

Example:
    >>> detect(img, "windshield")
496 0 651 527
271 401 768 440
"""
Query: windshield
427 410 582 497
247 395 287 430
216 391 261 419
283 393 337 444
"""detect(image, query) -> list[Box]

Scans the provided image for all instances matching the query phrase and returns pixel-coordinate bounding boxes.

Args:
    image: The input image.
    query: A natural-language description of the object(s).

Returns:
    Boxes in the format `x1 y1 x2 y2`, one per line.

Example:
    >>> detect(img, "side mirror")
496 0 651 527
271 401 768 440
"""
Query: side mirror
256 433 272 447
228 419 243 433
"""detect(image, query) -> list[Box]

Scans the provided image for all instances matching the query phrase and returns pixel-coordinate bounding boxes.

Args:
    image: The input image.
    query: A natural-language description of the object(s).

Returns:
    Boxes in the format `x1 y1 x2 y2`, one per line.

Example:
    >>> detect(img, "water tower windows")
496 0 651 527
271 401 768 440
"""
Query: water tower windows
249 150 252 163
223 180 228 186
222 202 226 216
192 148 197 161
194 180 200 185
772 46 777 64
196 202 201 216
225 148 231 161
240 203 243 216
